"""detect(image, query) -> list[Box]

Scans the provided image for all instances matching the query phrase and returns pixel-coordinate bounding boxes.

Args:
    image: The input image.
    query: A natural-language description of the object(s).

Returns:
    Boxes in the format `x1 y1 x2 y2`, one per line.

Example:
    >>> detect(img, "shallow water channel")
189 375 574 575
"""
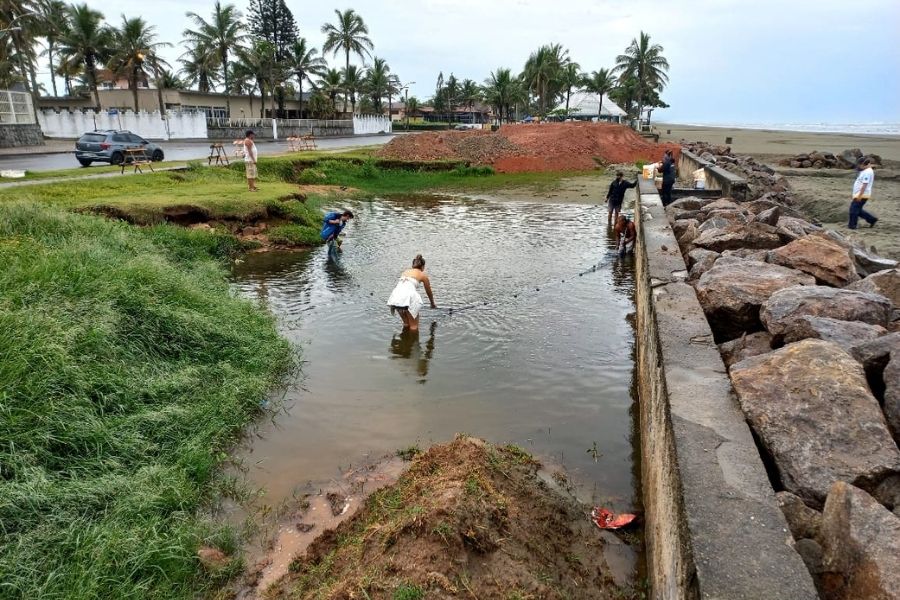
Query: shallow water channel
231 193 639 516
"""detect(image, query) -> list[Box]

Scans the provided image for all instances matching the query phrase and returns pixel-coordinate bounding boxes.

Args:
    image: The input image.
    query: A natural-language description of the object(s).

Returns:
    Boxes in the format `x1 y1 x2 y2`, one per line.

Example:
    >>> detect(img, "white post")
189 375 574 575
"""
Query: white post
272 118 278 140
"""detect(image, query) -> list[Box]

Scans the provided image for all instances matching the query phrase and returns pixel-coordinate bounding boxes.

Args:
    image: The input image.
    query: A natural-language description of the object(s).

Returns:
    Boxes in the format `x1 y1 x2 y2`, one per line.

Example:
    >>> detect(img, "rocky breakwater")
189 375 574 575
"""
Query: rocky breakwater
667 193 900 598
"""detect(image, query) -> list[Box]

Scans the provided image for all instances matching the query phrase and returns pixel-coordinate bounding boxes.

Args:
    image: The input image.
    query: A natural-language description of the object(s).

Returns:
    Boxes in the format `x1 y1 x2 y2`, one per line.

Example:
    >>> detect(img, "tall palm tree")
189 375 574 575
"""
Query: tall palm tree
184 1 245 115
179 42 219 93
228 58 257 116
109 16 169 111
582 68 615 118
364 56 390 114
289 37 325 118
523 43 567 116
405 95 419 124
156 68 185 90
59 3 112 109
39 0 70 97
321 8 373 76
342 64 363 115
2 0 41 105
317 67 343 112
459 78 479 111
560 62 581 116
482 67 514 123
614 31 669 121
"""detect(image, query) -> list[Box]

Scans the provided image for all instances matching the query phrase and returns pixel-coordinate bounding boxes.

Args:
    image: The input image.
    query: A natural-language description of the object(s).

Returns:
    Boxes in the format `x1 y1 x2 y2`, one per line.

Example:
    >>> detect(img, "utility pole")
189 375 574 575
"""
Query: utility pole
403 81 415 132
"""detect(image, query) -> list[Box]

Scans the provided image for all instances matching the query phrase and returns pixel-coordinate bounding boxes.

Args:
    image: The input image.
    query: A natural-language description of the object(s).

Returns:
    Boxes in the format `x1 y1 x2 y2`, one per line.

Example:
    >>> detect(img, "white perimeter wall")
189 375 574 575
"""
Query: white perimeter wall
353 115 392 135
38 110 208 140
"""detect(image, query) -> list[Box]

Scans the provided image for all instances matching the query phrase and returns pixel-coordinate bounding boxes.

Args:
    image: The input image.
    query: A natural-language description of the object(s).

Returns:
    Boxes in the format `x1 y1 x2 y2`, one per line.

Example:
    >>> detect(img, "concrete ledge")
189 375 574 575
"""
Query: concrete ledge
680 150 749 200
634 177 818 599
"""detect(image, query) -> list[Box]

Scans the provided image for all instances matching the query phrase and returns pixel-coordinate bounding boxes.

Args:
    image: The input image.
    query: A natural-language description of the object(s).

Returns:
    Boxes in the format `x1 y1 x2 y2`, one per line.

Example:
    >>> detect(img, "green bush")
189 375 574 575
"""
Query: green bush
267 224 321 246
0 202 292 600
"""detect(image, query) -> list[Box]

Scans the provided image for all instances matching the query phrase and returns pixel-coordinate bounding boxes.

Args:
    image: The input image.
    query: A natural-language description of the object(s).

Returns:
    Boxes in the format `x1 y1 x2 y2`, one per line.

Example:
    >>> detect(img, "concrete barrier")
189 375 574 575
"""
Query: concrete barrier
679 150 749 200
38 109 207 140
633 177 818 599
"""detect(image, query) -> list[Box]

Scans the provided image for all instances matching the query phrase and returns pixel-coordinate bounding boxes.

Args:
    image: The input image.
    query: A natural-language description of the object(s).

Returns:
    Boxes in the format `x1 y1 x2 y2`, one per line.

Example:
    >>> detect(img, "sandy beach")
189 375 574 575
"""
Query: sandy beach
660 124 900 259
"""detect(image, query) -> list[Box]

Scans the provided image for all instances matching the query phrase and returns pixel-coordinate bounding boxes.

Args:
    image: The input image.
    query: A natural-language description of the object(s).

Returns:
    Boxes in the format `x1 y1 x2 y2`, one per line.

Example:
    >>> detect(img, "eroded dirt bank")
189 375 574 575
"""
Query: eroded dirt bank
247 437 640 600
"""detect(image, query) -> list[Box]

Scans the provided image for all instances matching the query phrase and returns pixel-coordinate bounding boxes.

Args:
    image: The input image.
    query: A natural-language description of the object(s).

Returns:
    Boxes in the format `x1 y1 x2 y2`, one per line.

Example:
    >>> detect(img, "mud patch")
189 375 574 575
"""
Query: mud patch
162 204 212 226
256 437 640 600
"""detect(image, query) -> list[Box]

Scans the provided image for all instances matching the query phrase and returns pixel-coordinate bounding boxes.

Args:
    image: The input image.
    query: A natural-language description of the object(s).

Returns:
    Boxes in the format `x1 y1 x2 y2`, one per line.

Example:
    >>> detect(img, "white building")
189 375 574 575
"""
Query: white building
555 92 626 122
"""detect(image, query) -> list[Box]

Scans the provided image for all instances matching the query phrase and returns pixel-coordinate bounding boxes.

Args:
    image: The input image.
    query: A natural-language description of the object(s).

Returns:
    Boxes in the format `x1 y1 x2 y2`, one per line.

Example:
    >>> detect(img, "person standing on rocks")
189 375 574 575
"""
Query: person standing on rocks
660 149 676 207
243 130 259 192
605 171 638 227
848 157 878 229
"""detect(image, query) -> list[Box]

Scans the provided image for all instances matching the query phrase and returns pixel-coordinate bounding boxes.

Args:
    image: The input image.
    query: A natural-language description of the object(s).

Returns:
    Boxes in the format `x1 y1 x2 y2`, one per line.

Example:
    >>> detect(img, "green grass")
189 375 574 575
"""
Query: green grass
392 583 425 600
0 201 293 599
267 223 322 246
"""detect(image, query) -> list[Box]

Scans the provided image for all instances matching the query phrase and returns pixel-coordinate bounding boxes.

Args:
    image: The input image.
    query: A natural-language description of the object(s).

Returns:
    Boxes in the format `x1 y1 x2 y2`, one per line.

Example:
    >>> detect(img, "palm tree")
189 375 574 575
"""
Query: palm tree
109 16 169 111
179 42 219 93
39 0 70 97
560 62 581 117
482 67 519 123
342 64 364 115
229 58 257 116
321 8 373 75
54 51 81 95
184 1 245 115
582 68 615 119
459 78 479 111
364 56 390 114
2 0 41 104
404 95 419 126
317 67 343 113
614 31 669 122
156 68 185 90
59 3 112 109
289 37 324 118
522 43 567 116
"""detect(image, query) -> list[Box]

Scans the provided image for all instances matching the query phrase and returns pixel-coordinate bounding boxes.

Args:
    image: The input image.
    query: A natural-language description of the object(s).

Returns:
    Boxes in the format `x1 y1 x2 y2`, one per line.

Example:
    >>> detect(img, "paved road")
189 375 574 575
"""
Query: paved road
0 135 395 172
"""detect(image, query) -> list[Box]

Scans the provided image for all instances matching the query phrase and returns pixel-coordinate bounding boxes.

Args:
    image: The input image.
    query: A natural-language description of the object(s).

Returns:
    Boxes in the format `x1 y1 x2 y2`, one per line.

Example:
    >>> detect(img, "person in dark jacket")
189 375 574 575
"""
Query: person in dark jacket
660 149 676 207
606 171 638 226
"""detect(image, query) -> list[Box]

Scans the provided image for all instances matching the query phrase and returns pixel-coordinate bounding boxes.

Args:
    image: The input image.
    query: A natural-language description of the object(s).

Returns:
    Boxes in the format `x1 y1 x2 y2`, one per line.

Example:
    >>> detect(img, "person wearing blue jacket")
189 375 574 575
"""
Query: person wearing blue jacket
320 209 354 245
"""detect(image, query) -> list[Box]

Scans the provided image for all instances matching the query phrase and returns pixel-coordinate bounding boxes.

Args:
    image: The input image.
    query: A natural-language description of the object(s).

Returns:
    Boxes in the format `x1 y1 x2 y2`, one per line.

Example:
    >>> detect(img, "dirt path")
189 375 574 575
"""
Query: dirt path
249 437 641 600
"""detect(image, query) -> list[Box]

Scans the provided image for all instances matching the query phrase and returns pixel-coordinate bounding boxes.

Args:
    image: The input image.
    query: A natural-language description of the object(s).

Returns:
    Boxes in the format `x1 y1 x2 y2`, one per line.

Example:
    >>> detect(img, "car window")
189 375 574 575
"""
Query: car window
111 134 129 143
127 134 145 144
80 133 106 143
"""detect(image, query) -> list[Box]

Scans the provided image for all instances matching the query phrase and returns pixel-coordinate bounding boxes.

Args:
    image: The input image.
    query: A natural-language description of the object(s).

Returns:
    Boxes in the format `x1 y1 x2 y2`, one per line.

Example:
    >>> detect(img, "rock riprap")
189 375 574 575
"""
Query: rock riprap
730 339 900 507
768 235 860 288
695 260 815 341
760 286 893 338
847 268 900 307
781 316 887 349
819 481 900 600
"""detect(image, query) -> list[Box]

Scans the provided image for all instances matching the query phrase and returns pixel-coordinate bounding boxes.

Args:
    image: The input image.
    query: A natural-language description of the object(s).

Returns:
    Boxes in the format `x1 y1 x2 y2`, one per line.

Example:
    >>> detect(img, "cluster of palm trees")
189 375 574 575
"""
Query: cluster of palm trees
1 0 398 119
477 32 670 124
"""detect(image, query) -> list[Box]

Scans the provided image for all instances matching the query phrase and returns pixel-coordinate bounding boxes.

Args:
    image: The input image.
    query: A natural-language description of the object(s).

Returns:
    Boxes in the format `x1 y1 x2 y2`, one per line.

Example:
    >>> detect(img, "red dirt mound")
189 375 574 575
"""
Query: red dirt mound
378 122 680 173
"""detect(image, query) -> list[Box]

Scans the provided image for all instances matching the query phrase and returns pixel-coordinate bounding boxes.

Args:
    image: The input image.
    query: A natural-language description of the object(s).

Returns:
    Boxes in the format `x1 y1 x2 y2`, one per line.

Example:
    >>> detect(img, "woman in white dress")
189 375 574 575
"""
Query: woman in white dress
387 254 437 331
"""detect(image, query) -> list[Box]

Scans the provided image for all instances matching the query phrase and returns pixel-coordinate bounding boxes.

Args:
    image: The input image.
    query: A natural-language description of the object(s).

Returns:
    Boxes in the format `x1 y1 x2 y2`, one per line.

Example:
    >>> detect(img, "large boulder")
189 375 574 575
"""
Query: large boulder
672 218 699 241
692 222 786 253
761 286 893 338
885 356 900 445
768 236 860 287
849 333 900 374
730 340 900 507
852 246 898 277
701 198 741 212
819 481 900 600
696 260 816 341
755 206 782 226
847 269 900 306
687 248 719 280
667 196 711 212
718 331 774 368
776 491 823 540
781 316 887 348
779 217 823 239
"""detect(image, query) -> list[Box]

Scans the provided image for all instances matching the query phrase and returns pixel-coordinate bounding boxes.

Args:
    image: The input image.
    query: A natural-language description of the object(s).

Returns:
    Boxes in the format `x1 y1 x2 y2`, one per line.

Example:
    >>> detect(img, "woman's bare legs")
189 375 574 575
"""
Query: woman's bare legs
409 314 420 332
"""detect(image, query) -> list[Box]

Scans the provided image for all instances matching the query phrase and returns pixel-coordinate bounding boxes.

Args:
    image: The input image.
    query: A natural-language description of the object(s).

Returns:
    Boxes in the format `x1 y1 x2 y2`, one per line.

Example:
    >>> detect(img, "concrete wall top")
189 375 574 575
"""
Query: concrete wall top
635 177 818 599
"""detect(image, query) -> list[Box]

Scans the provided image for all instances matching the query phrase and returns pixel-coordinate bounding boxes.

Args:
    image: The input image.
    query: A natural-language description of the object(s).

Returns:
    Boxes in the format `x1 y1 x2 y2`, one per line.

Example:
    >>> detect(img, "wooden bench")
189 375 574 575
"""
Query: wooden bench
232 139 246 158
120 147 154 174
208 143 229 166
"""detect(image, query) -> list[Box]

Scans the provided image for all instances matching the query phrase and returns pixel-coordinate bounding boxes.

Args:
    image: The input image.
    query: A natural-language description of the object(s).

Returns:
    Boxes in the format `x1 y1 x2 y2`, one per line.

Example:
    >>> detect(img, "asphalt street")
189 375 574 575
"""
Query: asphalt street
0 135 394 172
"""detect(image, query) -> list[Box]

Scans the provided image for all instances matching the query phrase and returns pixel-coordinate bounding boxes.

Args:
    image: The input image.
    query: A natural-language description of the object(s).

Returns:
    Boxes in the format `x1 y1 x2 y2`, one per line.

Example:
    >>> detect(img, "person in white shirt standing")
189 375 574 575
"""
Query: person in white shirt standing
849 157 877 229
243 129 259 192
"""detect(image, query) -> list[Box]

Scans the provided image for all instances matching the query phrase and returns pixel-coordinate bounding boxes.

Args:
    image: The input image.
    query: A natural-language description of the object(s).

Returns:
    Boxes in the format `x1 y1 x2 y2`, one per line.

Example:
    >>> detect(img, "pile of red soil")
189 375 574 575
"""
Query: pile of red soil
378 122 680 173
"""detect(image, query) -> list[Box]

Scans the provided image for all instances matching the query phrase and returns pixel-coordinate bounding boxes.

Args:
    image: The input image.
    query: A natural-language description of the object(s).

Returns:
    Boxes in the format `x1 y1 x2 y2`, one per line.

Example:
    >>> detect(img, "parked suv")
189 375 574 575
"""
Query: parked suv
74 130 165 167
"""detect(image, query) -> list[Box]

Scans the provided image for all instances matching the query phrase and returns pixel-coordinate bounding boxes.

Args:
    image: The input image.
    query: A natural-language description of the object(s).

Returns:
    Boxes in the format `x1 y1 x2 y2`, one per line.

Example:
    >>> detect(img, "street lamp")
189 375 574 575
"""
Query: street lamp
401 81 415 132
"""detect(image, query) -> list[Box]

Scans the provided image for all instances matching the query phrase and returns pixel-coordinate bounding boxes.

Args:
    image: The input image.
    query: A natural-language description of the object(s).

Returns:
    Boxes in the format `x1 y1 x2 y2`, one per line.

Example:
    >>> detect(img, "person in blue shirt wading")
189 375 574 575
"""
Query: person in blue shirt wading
320 209 354 252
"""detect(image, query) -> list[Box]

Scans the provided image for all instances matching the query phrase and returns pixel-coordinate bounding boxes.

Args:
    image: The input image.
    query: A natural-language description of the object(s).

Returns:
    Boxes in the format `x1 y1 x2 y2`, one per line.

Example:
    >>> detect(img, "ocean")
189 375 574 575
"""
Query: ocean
677 122 900 136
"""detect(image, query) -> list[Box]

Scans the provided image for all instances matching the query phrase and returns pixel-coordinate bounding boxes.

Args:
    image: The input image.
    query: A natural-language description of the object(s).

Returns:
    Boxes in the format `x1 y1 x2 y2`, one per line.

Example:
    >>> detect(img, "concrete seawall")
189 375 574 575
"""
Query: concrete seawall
633 177 819 599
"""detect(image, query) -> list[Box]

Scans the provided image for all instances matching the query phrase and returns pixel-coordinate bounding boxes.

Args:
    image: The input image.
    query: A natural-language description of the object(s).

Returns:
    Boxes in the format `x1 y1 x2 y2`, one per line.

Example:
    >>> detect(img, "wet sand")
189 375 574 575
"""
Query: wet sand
658 124 900 163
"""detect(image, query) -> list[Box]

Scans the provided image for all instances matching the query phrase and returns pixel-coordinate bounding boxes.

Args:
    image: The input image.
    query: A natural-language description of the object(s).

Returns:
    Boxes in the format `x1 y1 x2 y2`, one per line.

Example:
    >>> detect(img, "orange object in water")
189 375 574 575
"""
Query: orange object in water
591 507 637 530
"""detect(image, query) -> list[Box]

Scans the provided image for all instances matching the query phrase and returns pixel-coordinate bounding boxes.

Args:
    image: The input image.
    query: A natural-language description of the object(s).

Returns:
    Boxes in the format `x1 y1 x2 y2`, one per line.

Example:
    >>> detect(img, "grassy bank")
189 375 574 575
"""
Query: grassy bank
0 202 292 599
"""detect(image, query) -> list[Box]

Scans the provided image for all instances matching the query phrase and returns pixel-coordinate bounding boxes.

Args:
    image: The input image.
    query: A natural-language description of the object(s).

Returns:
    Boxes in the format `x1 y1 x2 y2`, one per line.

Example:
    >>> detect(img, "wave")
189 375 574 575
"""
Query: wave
672 122 900 136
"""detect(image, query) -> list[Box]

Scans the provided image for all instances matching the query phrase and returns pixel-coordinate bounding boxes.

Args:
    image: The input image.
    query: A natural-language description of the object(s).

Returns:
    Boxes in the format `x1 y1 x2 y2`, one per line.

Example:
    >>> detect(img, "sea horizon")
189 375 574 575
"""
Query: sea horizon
661 122 900 136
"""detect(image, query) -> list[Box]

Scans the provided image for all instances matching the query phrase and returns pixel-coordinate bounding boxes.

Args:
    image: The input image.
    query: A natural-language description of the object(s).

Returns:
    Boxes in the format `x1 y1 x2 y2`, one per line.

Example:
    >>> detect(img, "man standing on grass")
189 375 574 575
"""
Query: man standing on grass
848 157 878 229
606 171 638 227
243 130 259 192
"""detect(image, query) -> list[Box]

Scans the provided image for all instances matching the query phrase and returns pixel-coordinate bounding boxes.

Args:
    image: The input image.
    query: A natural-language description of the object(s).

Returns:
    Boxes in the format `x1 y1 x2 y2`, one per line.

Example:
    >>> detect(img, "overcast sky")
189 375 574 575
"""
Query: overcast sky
63 0 900 124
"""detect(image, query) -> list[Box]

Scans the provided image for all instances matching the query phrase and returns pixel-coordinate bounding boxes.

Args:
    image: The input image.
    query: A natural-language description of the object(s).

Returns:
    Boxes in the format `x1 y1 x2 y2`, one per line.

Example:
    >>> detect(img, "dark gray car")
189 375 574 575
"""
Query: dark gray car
74 130 165 166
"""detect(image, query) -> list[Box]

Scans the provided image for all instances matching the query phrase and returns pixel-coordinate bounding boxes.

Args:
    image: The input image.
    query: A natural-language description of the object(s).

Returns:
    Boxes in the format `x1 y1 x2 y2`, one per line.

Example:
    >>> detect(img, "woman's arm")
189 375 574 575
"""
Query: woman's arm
422 275 437 308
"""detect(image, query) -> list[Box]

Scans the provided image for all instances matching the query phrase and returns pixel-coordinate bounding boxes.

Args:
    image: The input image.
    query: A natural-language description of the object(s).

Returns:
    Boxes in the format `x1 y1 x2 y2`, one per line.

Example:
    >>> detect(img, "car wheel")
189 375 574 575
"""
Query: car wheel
78 159 92 167
152 149 164 162
111 151 125 165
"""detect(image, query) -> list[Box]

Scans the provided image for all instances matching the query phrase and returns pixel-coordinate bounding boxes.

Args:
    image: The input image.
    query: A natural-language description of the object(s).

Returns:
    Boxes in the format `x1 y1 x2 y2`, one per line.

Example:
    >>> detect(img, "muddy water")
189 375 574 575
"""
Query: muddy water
231 194 638 513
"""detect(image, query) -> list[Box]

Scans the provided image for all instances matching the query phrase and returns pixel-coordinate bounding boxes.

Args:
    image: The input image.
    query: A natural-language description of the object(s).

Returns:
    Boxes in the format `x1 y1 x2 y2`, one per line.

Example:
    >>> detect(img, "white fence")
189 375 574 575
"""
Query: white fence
0 90 36 125
38 110 208 140
353 115 392 135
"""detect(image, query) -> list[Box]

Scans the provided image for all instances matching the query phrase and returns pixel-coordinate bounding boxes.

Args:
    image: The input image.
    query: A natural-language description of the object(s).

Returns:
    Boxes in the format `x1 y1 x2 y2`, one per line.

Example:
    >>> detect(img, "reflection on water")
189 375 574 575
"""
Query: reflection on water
231 195 637 512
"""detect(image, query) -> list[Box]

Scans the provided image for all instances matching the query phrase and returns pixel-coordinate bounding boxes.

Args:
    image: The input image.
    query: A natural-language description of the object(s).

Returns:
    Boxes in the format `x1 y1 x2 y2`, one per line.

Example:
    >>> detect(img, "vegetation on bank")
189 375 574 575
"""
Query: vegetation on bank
0 201 293 599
